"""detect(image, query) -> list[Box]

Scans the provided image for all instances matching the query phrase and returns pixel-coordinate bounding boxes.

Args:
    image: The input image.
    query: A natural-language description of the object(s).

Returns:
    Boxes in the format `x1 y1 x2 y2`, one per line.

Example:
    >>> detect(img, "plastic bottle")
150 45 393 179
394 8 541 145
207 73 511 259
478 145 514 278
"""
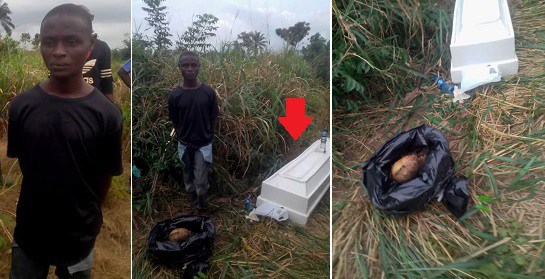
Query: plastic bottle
244 197 254 212
320 129 327 153
431 75 455 94
132 165 141 179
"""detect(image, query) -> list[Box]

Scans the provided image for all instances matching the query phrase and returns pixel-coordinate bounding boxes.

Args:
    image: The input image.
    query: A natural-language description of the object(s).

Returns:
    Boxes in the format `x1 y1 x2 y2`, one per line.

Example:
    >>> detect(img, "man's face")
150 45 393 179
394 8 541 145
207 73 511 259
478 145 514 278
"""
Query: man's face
40 14 94 79
179 55 200 81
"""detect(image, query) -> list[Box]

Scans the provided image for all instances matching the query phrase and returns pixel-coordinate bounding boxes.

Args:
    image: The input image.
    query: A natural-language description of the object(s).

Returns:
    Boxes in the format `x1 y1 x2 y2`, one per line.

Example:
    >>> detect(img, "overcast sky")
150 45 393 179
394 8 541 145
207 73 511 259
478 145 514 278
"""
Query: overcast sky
132 0 330 50
5 0 130 49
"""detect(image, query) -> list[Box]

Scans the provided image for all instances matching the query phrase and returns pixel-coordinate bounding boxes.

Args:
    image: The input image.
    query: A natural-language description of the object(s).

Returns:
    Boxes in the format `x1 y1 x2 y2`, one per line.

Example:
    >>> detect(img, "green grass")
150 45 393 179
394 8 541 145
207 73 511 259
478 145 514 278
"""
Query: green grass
132 187 330 279
332 0 450 110
132 47 329 203
333 0 545 278
0 47 45 125
132 43 330 277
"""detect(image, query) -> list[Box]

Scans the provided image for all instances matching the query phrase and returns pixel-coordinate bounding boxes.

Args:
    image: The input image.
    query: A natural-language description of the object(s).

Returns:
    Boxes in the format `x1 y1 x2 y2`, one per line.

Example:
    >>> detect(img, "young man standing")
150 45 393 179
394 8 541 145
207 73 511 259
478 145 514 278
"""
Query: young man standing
8 4 123 278
168 51 219 214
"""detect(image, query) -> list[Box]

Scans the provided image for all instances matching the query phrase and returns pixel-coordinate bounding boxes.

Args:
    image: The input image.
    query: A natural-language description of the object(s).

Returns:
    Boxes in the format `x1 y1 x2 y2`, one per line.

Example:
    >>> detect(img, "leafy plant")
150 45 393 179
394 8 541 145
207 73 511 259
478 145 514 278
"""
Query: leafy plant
177 13 219 53
0 0 15 36
332 0 450 110
142 0 172 51
275 22 311 49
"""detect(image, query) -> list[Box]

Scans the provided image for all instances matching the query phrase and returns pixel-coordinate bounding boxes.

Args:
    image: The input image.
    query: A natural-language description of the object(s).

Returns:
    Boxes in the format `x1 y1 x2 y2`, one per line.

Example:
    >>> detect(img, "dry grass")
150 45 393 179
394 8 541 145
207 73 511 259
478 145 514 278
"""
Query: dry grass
132 182 330 278
333 0 545 278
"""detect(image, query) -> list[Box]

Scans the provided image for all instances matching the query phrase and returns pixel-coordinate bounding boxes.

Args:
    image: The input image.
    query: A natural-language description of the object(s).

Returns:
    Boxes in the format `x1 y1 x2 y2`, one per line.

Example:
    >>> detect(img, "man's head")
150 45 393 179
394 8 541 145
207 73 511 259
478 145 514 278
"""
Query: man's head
178 51 200 82
40 4 95 79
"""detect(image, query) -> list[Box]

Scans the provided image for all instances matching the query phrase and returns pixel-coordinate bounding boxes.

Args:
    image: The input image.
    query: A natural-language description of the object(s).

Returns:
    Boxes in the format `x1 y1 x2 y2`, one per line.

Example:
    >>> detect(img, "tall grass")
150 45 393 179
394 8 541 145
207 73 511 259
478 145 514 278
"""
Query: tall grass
332 0 450 110
132 47 329 206
333 0 545 278
132 45 330 278
0 44 46 132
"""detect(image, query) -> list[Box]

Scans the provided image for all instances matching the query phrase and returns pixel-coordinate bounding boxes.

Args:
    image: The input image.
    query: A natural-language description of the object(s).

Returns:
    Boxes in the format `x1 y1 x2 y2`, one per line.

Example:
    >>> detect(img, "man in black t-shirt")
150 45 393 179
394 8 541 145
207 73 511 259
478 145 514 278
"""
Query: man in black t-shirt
83 38 113 100
8 4 122 278
168 51 219 214
79 5 114 102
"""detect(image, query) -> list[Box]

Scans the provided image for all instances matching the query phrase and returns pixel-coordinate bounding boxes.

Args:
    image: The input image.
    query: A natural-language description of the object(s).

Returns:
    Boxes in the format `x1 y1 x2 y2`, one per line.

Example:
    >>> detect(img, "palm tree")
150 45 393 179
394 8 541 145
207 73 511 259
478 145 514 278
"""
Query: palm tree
0 0 15 36
249 31 267 55
237 31 268 56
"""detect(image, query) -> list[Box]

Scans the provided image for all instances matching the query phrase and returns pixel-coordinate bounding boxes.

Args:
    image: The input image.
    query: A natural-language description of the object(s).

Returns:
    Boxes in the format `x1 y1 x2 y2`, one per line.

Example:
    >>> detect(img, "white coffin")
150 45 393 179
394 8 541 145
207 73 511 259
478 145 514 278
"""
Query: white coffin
450 0 518 83
257 138 331 225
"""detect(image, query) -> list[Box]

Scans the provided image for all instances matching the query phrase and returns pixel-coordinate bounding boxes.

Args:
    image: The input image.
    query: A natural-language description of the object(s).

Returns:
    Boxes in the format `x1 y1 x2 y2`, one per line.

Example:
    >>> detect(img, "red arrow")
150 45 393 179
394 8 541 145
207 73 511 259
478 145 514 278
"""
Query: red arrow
278 98 313 140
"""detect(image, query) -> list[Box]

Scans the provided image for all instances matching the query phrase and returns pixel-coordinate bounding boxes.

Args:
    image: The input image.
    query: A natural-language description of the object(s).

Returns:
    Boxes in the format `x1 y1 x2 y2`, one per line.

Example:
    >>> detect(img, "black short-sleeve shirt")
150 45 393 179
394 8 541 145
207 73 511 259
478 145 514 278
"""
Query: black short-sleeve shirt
83 39 113 95
7 85 123 265
168 83 219 148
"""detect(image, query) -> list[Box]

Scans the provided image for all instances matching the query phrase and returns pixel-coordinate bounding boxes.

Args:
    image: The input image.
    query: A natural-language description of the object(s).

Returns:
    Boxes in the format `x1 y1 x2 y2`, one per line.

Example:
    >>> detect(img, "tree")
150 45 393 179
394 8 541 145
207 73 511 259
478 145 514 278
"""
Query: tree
275 22 310 49
142 0 172 51
31 33 40 49
119 32 131 60
111 33 131 60
20 32 30 48
236 31 267 55
0 0 15 36
177 13 218 53
302 33 330 82
302 33 328 61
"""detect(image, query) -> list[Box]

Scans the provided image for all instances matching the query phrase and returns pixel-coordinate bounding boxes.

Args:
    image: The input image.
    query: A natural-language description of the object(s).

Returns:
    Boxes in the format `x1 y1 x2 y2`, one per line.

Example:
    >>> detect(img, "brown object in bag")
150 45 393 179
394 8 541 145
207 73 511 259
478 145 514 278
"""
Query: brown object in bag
168 228 192 242
391 148 429 183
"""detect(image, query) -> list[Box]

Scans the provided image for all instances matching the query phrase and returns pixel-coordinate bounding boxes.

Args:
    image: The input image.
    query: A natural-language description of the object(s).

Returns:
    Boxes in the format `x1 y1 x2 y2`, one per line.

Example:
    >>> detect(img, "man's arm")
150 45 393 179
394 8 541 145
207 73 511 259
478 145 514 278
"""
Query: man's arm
7 103 20 158
98 176 113 204
117 66 130 89
100 42 114 100
210 89 220 131
5 104 19 186
211 117 218 131
167 93 177 125
118 59 131 89
101 119 123 193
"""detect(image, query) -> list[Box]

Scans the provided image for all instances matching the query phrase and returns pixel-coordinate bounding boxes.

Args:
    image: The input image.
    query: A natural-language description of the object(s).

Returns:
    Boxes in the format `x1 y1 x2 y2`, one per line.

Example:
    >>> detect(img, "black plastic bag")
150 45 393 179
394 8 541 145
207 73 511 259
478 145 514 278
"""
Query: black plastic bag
147 215 215 273
362 125 469 218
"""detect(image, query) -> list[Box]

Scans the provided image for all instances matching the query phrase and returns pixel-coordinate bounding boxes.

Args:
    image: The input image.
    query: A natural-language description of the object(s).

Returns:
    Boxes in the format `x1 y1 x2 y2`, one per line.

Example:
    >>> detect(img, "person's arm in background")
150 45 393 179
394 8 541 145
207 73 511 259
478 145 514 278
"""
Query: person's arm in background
100 42 114 101
117 59 131 89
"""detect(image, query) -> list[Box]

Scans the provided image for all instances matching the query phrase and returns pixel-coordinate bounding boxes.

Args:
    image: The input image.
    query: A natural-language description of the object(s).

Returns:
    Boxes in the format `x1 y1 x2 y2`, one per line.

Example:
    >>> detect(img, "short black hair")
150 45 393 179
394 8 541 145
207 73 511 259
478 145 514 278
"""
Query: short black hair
178 51 200 66
41 4 94 34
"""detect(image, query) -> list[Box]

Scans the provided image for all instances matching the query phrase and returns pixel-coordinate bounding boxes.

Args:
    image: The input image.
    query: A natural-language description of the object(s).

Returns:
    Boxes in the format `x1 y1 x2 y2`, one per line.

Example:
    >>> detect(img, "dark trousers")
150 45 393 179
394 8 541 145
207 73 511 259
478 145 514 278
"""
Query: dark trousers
10 245 91 279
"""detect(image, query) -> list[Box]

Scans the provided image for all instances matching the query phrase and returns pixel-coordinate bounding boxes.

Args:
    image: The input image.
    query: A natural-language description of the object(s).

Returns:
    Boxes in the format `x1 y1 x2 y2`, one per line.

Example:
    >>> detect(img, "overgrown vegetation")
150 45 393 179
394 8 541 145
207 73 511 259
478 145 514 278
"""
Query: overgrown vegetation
133 49 328 199
333 0 545 278
133 4 330 278
0 0 15 36
332 0 449 110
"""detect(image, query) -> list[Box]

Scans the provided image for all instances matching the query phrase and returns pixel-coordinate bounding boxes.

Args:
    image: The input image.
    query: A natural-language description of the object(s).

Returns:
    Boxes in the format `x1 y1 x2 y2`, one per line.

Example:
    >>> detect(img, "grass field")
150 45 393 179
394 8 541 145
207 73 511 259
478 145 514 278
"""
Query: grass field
132 48 330 278
0 45 131 278
333 0 545 278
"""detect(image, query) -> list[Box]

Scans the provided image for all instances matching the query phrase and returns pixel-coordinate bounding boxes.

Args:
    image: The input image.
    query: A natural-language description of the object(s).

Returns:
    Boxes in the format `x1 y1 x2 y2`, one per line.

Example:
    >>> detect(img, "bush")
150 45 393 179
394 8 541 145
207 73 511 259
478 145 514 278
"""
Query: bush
132 47 329 201
332 0 452 110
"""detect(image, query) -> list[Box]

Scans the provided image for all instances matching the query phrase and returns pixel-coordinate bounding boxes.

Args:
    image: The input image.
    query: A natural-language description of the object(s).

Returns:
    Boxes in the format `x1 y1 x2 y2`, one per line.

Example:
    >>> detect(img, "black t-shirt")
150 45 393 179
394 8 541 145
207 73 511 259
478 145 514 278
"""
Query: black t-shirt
7 85 123 265
168 83 219 148
83 39 113 95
